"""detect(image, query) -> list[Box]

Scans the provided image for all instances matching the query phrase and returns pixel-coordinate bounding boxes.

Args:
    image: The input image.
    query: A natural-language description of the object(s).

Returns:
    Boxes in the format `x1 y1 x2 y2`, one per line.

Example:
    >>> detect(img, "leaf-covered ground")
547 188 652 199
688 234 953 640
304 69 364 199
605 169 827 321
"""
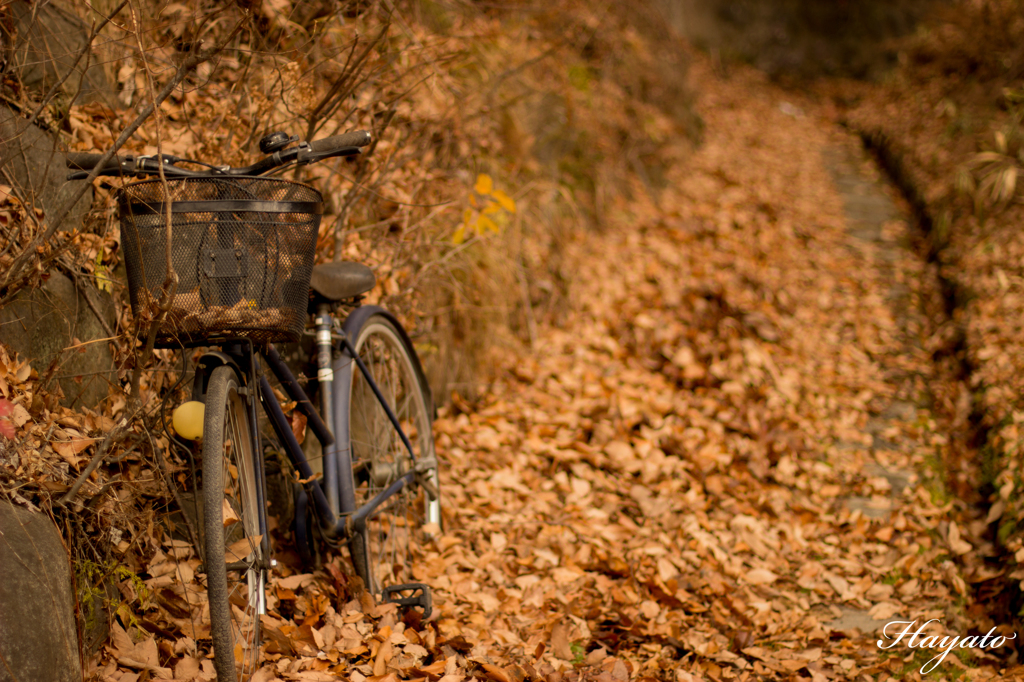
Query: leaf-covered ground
2 8 1019 680
414 61 1009 682
46 57 1015 681
835 0 1024 626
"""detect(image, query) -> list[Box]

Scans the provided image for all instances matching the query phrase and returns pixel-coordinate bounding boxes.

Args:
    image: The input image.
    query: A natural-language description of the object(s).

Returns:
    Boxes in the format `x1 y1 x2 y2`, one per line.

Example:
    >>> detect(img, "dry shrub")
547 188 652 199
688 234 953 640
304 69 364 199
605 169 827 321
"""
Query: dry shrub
377 0 701 400
906 0 1024 81
883 0 1024 216
12 0 700 408
663 0 940 81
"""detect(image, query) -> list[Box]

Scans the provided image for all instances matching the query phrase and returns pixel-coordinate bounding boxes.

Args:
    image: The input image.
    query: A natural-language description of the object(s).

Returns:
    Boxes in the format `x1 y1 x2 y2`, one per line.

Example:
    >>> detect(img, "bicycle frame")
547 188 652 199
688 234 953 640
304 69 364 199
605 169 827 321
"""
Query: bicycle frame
191 307 424 550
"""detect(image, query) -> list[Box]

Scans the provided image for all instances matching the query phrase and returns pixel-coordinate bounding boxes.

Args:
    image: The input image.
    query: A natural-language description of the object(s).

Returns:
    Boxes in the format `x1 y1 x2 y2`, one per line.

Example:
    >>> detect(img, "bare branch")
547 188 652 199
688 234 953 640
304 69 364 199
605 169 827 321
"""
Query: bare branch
0 0 130 178
0 16 245 306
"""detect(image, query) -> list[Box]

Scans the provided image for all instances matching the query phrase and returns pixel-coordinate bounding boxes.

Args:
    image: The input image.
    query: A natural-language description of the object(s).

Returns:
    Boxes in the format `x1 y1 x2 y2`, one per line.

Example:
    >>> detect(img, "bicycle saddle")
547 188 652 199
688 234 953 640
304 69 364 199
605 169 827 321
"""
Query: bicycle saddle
309 261 376 302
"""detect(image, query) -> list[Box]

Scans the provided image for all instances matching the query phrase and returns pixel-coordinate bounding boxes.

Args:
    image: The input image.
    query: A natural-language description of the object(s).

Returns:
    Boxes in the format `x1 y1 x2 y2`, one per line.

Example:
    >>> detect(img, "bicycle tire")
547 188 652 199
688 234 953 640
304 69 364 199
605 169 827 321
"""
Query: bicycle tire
341 313 441 595
202 365 265 682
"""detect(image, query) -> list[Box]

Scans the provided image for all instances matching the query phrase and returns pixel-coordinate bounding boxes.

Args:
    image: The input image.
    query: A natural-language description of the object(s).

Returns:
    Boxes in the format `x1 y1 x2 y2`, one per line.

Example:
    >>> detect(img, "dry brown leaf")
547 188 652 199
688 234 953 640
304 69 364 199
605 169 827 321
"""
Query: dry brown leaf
480 663 512 682
550 621 573 660
224 535 262 564
948 521 973 555
52 437 98 464
276 573 316 590
174 656 201 681
744 568 778 586
374 638 394 676
222 498 240 527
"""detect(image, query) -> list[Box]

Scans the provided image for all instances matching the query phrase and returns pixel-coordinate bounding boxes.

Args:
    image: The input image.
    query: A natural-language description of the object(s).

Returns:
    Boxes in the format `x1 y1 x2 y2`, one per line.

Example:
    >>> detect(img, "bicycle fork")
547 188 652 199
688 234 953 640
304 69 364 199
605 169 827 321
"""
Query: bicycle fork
193 343 271 617
260 312 429 537
257 314 434 613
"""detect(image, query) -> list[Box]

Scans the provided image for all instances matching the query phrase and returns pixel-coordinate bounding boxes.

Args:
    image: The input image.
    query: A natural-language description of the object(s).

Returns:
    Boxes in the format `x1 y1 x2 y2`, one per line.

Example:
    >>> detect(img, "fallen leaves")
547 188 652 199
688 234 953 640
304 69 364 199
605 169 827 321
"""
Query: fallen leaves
224 535 261 564
51 435 99 465
948 521 973 556
3 4 1011 682
841 1 1024 626
110 624 173 679
744 568 778 586
405 54 993 682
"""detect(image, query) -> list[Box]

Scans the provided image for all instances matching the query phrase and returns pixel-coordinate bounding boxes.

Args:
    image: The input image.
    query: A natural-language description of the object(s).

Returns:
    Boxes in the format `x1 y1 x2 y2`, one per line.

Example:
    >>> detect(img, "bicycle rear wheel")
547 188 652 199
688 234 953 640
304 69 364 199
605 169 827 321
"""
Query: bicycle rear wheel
342 313 441 595
202 365 265 682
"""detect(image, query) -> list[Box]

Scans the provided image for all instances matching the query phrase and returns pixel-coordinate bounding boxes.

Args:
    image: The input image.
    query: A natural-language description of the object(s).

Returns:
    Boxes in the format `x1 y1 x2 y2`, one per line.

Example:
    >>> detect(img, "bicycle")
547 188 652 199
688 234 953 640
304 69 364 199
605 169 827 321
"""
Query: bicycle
67 130 442 682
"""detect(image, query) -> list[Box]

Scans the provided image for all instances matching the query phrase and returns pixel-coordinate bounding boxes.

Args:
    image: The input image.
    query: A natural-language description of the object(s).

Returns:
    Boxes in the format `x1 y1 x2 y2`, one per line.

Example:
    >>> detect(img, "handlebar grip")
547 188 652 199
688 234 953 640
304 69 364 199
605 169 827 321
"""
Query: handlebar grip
307 131 371 154
66 152 124 170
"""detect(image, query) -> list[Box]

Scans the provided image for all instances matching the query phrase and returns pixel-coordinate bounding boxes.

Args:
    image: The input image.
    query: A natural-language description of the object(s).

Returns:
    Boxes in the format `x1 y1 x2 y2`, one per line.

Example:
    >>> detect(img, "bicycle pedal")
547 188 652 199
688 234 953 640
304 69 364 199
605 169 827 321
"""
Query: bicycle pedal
381 583 432 619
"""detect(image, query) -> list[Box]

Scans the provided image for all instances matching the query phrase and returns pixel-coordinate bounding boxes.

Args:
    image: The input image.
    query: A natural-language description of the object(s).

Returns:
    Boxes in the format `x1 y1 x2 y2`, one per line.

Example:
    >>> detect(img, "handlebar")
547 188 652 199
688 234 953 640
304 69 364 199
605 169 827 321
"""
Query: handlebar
307 130 371 154
66 130 372 180
66 152 124 171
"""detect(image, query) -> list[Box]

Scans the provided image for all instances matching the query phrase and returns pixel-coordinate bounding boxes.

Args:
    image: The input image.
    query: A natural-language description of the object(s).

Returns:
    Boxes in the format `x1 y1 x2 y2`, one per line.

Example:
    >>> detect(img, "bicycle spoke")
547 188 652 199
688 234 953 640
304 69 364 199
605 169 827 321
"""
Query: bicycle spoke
346 317 439 594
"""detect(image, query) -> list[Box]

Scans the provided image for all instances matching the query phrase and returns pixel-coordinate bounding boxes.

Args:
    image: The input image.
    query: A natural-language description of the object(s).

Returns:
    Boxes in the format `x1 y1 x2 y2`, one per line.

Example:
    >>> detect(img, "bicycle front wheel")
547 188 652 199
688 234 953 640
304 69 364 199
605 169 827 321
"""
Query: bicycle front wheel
342 313 441 595
202 365 265 682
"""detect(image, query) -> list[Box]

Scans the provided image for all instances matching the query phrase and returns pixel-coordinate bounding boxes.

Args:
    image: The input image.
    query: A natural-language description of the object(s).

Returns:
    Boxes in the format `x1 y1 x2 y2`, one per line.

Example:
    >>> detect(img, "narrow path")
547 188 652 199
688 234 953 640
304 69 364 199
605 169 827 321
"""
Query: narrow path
819 136 940 636
425 61 986 681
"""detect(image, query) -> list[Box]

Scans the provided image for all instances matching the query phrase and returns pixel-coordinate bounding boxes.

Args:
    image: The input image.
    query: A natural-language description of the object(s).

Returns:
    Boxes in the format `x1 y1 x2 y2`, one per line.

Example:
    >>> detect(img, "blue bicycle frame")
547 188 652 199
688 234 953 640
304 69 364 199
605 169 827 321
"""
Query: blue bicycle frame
192 305 424 551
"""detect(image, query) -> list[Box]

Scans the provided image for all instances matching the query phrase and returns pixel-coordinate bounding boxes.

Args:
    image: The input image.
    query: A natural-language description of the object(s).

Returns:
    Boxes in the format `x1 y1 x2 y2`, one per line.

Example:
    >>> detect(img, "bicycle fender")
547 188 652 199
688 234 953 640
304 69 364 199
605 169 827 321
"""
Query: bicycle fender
338 305 434 416
192 351 245 401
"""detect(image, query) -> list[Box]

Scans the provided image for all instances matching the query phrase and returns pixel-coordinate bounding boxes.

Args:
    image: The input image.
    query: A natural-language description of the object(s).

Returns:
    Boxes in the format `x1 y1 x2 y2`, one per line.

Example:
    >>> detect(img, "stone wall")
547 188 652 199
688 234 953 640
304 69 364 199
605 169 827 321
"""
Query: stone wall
0 501 81 682
1 1 119 409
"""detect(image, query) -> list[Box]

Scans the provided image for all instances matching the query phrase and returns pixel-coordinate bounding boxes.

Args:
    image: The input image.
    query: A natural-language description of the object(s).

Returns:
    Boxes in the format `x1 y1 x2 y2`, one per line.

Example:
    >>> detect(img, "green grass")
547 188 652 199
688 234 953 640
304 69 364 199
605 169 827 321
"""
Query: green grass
921 451 952 505
75 558 152 636
571 641 586 666
892 645 973 679
882 567 906 585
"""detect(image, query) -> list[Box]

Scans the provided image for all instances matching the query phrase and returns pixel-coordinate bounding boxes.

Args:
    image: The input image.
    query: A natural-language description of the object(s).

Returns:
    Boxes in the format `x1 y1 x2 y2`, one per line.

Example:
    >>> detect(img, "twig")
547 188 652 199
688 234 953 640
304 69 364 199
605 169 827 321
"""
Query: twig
0 0 130 175
68 269 116 338
146 424 200 562
0 93 57 134
63 336 119 350
85 473 122 511
56 404 140 507
55 9 245 508
127 0 179 311
304 19 391 142
515 243 538 350
398 237 478 297
0 20 242 306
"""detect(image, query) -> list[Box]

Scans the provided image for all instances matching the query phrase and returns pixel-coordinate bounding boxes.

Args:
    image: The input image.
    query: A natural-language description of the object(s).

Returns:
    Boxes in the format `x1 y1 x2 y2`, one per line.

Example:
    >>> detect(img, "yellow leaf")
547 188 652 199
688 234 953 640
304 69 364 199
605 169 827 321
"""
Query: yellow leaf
463 208 473 227
474 173 493 196
483 201 502 215
95 265 114 294
452 225 466 244
469 193 479 208
477 214 499 234
1001 166 1017 202
491 189 516 214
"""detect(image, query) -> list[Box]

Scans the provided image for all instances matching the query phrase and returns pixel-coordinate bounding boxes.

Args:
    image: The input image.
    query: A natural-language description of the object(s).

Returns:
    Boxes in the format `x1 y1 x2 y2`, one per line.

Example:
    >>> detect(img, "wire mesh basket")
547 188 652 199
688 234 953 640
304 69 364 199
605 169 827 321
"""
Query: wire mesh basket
117 177 323 347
